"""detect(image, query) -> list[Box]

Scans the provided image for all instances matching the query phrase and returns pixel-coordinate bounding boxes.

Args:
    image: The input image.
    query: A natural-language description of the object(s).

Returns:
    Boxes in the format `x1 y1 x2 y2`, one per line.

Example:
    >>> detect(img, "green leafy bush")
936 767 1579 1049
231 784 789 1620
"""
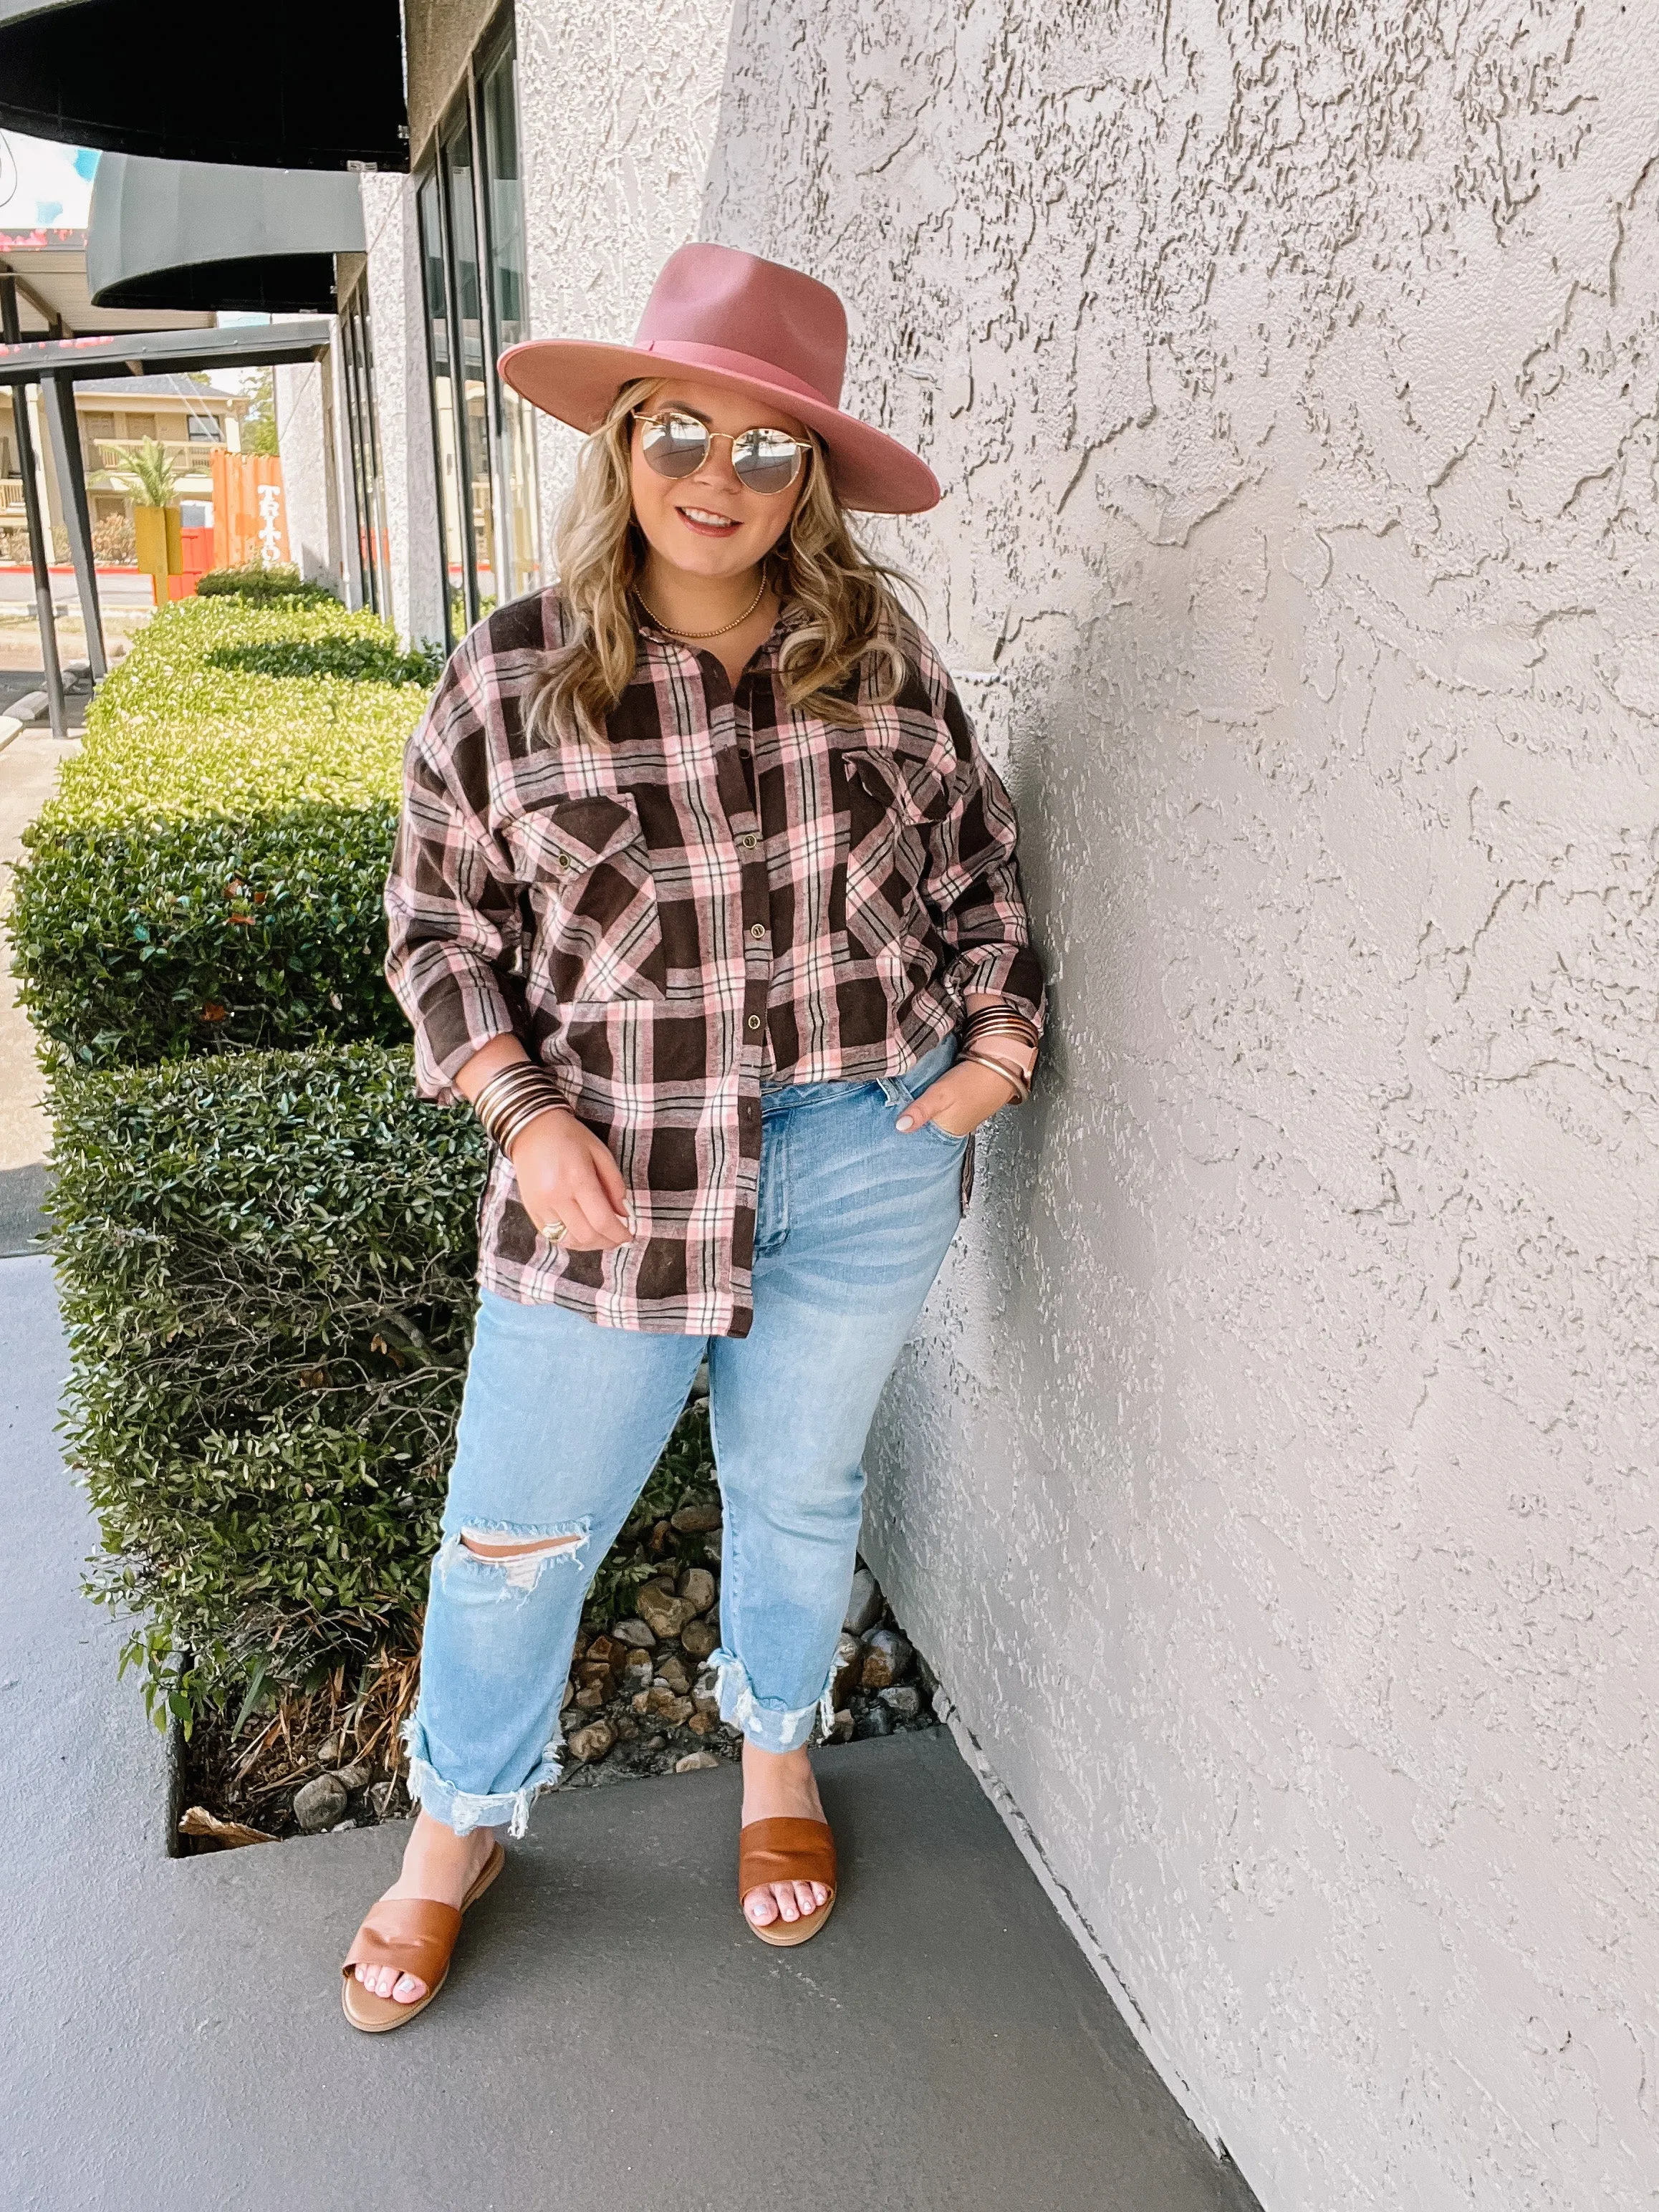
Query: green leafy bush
53 1042 715 1723
10 596 428 1068
52 1044 486 1711
21 589 721 1736
206 633 445 687
11 804 405 1065
196 562 337 605
35 596 420 820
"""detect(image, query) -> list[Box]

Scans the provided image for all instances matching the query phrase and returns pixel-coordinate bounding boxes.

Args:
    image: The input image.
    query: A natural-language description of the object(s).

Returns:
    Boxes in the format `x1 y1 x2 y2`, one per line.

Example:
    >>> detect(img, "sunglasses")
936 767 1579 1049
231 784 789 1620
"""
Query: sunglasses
635 408 810 496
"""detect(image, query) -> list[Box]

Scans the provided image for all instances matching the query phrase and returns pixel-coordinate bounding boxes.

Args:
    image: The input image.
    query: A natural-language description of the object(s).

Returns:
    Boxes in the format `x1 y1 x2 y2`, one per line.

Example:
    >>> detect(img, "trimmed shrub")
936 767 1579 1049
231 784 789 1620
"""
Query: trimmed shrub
196 562 338 605
206 633 444 687
52 1044 487 1711
13 803 405 1066
10 596 428 1068
52 1041 717 1724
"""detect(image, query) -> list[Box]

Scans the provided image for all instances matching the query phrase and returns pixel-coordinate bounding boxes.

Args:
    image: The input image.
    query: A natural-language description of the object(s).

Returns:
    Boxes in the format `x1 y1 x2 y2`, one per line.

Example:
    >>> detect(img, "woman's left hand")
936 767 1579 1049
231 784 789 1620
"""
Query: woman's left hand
896 1059 1024 1140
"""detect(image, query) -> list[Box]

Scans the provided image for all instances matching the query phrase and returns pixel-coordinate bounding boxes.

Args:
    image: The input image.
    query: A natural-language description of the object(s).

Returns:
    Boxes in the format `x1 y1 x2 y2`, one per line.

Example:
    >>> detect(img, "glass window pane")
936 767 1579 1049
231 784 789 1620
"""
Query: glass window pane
419 169 468 643
481 43 542 600
442 110 497 617
340 285 390 617
356 289 393 616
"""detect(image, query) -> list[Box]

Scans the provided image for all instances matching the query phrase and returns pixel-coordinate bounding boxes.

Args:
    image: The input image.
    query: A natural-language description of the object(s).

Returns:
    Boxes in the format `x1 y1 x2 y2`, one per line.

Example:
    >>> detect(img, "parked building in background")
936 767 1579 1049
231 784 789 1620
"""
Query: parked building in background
0 221 229 561
0 370 238 556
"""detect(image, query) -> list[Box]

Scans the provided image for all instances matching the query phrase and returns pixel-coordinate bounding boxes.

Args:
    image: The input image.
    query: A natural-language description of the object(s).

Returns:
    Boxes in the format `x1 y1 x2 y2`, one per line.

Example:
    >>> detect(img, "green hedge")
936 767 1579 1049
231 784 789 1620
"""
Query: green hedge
52 1040 718 1723
11 596 426 1068
21 590 689 1733
196 562 338 605
53 1044 487 1712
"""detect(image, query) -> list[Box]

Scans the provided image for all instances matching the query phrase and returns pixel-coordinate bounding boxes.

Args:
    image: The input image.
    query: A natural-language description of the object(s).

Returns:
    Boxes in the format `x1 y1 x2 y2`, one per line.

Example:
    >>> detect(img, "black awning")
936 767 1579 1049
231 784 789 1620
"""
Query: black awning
88 254 340 316
0 0 407 170
87 156 366 315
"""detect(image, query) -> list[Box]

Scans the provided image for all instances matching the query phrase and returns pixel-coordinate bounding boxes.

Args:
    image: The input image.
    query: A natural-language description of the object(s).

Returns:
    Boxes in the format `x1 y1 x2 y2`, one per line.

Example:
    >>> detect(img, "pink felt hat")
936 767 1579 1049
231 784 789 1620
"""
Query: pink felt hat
498 243 941 516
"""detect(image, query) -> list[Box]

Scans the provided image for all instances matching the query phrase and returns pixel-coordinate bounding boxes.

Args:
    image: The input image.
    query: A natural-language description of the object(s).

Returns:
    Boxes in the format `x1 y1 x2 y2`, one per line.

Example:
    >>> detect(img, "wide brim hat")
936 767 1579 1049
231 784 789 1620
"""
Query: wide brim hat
499 242 941 516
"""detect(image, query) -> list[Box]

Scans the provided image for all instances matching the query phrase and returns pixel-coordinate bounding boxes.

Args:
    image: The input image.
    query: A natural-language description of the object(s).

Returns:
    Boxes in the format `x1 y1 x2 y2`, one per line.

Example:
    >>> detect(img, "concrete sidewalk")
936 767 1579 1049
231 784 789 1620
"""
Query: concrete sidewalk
1 1254 1261 2212
1 723 80 1256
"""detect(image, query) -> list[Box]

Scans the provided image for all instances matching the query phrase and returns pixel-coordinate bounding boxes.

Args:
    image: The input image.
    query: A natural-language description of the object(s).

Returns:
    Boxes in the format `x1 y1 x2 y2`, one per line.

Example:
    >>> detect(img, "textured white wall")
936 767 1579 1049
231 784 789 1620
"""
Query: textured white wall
703 4 1659 2208
514 0 738 547
360 173 446 648
271 359 339 592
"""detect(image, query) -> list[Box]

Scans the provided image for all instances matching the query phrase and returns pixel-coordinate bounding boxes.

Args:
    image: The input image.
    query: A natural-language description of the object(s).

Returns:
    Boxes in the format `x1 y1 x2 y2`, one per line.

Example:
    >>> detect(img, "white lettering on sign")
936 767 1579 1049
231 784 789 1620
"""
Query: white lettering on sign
256 482 284 567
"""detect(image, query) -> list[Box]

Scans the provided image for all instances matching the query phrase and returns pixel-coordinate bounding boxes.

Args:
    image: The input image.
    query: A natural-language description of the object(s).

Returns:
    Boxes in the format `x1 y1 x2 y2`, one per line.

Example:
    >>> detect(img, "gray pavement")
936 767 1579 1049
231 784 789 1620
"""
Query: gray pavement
0 666 47 717
2 1253 1261 2212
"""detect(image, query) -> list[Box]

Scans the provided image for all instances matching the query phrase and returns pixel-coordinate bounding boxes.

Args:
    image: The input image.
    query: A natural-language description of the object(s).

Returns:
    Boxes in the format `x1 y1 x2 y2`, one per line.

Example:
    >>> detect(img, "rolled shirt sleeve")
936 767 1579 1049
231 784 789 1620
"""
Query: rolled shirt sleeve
917 676 1047 1035
383 653 527 1105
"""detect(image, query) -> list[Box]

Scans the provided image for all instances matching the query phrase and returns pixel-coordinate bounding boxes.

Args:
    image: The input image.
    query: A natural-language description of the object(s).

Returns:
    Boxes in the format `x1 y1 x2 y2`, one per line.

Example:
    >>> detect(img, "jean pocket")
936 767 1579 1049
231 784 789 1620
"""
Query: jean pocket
888 1034 958 1105
890 1037 969 1145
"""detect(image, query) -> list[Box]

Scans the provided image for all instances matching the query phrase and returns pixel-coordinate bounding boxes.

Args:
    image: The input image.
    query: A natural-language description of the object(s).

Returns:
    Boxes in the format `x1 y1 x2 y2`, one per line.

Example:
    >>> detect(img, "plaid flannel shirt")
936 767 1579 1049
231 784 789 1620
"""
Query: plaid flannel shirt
384 590 1046 1337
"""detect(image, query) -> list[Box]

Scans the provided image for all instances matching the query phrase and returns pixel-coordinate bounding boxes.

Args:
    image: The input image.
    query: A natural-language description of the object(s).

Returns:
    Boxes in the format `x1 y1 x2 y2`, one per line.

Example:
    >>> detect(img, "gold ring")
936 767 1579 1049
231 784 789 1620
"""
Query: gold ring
542 1216 567 1244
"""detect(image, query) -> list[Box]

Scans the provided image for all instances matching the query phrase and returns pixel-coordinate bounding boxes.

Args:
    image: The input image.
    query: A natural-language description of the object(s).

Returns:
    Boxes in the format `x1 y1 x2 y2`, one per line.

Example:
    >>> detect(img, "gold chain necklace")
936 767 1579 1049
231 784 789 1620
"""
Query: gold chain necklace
637 574 769 640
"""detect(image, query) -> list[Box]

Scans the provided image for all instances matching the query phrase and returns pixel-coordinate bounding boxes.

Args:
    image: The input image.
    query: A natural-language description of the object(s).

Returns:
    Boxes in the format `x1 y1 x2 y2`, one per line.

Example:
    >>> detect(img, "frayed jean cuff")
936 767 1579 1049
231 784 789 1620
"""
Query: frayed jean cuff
708 1645 830 1755
403 1716 563 1840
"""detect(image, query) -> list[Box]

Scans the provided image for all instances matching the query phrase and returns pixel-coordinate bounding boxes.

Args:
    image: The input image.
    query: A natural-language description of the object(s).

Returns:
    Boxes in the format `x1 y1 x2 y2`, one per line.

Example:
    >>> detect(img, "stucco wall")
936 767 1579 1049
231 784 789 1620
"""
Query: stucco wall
514 0 737 552
360 174 446 648
703 4 1659 2208
271 358 339 592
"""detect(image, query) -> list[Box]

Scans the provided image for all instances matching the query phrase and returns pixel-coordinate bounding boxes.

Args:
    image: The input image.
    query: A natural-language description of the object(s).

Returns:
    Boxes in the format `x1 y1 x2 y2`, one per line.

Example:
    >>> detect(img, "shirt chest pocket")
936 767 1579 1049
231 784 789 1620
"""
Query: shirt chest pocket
506 792 668 1004
840 746 949 955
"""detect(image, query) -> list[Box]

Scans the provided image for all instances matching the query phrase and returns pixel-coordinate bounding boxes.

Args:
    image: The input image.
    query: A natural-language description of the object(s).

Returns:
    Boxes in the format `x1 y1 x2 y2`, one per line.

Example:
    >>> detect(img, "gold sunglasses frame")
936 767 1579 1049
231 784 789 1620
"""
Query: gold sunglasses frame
635 408 812 496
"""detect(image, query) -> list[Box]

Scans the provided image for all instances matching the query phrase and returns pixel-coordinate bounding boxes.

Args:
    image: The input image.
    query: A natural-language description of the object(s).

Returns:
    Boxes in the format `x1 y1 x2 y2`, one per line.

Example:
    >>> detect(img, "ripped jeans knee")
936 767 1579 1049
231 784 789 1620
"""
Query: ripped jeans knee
406 1517 594 1837
457 1523 586 1586
436 1517 592 1599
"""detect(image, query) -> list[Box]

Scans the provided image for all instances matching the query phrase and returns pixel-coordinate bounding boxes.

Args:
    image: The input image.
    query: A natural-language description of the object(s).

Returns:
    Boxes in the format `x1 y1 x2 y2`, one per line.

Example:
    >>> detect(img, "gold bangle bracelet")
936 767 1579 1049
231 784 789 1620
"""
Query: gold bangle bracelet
959 1051 1030 1105
499 1102 570 1159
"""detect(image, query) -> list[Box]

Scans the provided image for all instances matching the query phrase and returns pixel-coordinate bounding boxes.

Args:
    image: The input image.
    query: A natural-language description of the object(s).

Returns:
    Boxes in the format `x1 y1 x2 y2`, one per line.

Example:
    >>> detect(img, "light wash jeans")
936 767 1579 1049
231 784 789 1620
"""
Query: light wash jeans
405 1032 969 1837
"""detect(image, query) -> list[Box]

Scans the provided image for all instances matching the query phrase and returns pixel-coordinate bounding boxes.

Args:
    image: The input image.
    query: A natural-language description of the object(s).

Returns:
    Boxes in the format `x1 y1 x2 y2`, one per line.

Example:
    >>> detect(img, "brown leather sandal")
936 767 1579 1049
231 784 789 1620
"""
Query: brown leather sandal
739 1815 837 1948
340 1838 506 2032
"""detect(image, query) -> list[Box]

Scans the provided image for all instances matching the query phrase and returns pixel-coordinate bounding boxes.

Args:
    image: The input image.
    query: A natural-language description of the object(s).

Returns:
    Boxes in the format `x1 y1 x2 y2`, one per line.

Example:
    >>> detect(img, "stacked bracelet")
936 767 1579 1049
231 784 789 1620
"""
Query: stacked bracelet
959 999 1040 1107
472 1061 571 1158
960 1051 1032 1105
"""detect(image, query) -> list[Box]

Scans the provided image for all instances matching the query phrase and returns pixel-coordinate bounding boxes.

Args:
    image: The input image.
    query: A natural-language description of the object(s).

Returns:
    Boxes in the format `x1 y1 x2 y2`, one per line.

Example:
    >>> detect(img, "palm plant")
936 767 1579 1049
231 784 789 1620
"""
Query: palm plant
95 435 179 509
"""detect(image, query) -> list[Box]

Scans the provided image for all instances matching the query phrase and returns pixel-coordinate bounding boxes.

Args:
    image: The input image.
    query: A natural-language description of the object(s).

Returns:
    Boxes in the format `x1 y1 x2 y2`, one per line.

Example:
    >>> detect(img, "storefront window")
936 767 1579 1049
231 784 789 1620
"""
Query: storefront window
440 107 498 620
338 274 391 617
416 14 540 648
481 40 540 607
418 172 470 638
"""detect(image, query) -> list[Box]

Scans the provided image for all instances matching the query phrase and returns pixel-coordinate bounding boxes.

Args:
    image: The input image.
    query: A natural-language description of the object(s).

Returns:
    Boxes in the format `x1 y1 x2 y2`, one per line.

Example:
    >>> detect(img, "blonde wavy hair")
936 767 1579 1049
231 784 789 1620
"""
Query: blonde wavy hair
530 378 913 745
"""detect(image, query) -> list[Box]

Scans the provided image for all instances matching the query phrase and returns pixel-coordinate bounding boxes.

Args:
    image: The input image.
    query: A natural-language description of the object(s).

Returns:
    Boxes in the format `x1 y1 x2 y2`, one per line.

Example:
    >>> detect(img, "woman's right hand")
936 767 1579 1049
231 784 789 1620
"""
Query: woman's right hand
509 1108 635 1250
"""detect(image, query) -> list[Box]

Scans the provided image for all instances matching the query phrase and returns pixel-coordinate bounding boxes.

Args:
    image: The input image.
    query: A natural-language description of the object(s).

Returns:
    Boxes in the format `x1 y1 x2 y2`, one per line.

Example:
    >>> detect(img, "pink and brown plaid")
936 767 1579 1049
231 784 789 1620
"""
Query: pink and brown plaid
384 592 1046 1337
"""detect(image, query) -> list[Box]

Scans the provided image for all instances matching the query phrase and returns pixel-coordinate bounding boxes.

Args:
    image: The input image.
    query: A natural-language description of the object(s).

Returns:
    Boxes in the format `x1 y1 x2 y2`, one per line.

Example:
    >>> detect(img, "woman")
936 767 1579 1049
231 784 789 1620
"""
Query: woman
342 244 1046 2029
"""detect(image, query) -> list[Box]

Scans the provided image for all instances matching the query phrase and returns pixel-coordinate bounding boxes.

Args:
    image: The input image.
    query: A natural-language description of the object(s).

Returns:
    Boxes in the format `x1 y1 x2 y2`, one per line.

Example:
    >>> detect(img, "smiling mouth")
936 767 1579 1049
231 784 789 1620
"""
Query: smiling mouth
675 505 741 535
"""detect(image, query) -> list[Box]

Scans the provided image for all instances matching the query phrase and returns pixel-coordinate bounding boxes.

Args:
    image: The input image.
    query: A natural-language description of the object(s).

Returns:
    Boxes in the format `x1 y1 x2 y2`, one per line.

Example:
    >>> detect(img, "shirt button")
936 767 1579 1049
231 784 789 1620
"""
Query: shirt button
746 1014 762 1030
739 832 760 848
749 923 766 939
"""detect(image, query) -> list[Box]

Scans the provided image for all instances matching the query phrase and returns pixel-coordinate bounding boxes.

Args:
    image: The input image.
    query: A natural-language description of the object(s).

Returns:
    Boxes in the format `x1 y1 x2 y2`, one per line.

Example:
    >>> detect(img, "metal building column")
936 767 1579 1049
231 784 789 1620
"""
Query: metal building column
39 371 107 680
0 278 66 741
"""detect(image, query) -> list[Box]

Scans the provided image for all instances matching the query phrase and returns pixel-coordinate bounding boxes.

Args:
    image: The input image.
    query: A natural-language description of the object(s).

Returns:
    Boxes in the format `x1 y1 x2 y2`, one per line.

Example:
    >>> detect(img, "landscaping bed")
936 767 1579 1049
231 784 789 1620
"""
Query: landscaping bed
176 1514 940 1852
